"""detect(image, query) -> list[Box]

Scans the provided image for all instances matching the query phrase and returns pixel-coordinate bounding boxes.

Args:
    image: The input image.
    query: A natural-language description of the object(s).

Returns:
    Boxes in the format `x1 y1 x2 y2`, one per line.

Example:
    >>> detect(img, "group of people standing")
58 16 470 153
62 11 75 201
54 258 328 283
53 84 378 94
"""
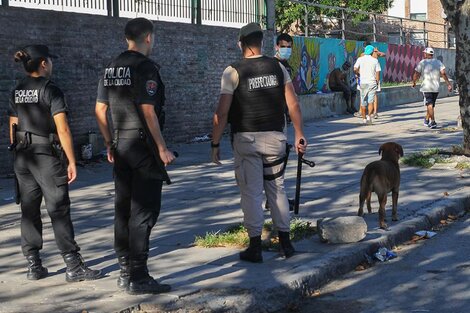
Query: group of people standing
329 43 452 128
7 20 305 295
6 16 453 297
9 18 174 295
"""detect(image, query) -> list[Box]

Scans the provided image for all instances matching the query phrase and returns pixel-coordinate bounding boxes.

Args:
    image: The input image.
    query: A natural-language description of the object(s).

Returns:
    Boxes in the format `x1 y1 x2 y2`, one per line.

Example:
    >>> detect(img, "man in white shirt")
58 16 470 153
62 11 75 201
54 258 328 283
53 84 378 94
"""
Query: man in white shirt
354 45 381 125
412 47 452 129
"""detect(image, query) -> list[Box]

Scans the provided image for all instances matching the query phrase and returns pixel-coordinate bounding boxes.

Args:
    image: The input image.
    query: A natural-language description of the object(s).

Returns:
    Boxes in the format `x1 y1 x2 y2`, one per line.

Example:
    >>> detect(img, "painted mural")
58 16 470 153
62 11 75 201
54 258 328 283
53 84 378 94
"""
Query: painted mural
383 44 423 82
287 36 455 95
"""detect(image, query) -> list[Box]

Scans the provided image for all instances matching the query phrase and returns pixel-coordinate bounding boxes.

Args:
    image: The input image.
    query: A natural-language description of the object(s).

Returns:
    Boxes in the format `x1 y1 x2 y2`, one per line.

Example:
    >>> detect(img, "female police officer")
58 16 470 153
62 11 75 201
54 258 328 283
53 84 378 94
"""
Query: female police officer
8 45 101 282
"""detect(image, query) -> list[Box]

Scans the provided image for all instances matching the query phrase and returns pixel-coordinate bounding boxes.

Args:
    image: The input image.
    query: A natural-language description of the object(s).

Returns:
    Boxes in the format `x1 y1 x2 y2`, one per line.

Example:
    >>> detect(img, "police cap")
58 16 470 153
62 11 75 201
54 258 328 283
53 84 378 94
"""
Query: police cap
239 23 263 41
22 45 58 60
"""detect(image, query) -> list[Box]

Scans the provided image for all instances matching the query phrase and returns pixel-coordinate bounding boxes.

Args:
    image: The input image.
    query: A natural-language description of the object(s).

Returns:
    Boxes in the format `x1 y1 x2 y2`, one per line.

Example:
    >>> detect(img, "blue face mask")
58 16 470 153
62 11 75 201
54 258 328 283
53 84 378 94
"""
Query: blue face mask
279 47 292 60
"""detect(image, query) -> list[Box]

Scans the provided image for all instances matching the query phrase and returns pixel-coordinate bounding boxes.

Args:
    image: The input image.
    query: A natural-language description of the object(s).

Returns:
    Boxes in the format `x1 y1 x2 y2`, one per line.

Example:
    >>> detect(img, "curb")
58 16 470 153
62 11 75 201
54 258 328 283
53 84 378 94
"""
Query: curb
252 187 470 312
163 187 470 313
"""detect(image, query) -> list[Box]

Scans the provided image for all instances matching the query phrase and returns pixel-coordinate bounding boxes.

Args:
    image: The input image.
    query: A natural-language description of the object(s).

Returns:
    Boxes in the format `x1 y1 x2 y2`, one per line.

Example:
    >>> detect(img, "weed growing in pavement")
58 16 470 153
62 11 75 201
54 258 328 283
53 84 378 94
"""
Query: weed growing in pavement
194 218 317 249
194 224 248 248
401 148 451 168
456 162 470 170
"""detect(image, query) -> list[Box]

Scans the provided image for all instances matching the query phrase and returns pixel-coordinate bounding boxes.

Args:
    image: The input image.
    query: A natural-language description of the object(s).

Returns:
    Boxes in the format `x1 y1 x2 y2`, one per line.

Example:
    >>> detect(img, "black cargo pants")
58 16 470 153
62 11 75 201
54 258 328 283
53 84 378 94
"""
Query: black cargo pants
113 137 163 260
14 146 79 257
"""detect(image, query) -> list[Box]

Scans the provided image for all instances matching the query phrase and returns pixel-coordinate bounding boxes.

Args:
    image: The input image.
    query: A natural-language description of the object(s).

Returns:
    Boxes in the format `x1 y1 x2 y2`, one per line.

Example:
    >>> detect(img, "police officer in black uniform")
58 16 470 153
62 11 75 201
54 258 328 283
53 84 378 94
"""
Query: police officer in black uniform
8 45 102 282
95 18 175 295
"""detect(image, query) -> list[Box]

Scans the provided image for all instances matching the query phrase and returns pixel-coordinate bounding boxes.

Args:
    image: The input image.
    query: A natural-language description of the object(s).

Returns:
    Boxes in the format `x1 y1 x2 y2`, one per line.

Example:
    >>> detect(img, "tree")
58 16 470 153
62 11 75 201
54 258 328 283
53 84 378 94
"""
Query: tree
275 0 394 35
440 0 470 153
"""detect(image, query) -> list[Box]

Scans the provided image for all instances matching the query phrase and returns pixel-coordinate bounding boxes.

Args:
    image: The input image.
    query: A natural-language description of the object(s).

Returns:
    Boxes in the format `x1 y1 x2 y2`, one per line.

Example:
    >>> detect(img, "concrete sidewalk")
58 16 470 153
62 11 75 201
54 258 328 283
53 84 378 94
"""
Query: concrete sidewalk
1 96 469 313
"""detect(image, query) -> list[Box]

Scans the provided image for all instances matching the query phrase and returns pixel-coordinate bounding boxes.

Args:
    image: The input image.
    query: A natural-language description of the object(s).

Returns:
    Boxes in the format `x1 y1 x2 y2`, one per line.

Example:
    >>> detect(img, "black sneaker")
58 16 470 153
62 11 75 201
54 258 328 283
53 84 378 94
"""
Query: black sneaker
429 121 437 129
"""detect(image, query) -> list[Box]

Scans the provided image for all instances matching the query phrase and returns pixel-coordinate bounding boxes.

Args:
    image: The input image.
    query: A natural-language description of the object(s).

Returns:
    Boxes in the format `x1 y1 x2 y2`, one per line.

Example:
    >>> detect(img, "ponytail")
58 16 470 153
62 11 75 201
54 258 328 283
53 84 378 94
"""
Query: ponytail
14 50 46 73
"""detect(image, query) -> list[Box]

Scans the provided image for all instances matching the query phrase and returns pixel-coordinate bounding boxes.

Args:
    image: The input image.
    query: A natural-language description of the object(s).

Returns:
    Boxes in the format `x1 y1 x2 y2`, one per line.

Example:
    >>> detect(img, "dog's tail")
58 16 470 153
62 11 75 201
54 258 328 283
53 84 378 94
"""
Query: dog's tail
360 168 375 196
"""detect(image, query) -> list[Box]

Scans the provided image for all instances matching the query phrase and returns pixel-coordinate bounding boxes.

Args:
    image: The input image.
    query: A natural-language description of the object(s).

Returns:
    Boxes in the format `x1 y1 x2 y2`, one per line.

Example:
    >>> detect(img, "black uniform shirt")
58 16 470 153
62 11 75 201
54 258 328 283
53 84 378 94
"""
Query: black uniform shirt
8 76 68 136
278 58 293 78
96 50 164 130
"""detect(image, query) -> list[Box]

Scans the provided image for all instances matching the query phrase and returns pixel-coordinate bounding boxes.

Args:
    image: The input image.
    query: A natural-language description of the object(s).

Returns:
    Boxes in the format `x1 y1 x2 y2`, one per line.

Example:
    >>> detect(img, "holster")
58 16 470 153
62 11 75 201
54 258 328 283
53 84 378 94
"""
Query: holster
263 143 292 181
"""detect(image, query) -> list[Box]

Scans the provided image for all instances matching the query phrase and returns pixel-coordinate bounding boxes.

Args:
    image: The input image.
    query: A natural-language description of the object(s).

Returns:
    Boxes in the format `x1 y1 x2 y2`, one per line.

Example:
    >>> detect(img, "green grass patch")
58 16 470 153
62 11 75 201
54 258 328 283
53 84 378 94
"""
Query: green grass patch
401 148 451 168
194 218 317 249
194 224 248 248
381 81 411 87
456 162 470 170
439 127 460 132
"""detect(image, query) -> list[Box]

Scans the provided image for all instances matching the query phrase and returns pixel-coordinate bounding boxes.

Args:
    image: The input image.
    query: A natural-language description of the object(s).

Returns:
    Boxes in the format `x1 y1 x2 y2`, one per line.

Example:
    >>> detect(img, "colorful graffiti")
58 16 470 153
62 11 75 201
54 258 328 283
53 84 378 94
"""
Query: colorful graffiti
286 36 455 95
290 37 366 95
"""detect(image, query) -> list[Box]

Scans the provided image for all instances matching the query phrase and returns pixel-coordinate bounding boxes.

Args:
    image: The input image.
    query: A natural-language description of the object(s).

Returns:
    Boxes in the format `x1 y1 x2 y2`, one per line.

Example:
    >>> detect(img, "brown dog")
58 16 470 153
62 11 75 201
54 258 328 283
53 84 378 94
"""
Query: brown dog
358 142 404 229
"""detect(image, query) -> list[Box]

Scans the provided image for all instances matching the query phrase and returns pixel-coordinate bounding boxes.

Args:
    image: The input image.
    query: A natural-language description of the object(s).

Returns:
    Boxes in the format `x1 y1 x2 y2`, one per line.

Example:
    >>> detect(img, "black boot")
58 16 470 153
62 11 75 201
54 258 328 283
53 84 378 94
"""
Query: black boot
278 231 295 258
63 252 102 282
239 236 263 263
26 253 48 280
117 256 130 289
127 256 171 295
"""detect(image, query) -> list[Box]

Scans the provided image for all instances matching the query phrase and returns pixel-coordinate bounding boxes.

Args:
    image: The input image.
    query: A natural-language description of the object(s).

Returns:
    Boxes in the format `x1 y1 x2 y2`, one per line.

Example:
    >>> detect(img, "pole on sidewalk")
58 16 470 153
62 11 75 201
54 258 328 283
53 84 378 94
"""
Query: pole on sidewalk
265 0 275 31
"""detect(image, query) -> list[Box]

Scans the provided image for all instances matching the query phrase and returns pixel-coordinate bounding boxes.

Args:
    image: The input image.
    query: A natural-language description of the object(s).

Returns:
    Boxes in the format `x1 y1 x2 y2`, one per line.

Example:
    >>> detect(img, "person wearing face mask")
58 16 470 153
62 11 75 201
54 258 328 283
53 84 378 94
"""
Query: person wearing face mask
8 45 102 283
275 33 293 77
329 61 358 114
211 23 307 263
95 17 175 295
275 33 294 124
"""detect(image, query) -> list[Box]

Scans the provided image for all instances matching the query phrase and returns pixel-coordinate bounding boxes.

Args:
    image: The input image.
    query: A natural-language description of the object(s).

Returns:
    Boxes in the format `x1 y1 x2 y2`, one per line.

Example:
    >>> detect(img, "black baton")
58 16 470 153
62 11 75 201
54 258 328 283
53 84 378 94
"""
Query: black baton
294 139 304 215
8 123 20 204
293 139 315 215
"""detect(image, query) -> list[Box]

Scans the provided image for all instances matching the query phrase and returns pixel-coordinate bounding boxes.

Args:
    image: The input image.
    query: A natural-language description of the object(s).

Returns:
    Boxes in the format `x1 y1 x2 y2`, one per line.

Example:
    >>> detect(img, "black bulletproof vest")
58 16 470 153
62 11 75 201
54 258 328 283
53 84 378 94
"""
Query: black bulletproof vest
278 58 293 78
104 50 165 130
14 76 57 136
229 56 286 133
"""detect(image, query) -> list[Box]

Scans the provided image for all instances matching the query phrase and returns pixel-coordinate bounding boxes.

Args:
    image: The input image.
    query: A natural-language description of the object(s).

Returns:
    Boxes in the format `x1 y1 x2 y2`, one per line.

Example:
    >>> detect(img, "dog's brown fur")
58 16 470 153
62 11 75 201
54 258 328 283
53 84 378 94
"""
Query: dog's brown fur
358 142 403 229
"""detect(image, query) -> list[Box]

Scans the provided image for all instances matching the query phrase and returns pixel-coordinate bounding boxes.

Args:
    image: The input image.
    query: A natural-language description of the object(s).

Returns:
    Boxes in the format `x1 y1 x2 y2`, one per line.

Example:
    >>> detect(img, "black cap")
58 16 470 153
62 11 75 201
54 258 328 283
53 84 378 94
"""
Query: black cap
239 23 263 41
22 45 58 60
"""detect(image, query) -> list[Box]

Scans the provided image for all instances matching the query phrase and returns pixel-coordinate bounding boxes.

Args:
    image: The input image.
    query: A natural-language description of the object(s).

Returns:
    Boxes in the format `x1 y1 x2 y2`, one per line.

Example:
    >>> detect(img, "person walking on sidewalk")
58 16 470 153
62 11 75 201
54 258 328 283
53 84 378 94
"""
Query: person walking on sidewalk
8 45 102 282
354 45 381 125
412 47 452 129
95 18 175 294
211 23 307 263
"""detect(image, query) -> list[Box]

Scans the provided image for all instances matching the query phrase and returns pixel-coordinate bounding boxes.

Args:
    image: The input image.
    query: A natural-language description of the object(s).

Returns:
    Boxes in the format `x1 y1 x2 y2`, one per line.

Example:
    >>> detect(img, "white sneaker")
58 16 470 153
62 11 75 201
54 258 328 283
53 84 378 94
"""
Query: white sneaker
362 119 367 125
366 115 372 125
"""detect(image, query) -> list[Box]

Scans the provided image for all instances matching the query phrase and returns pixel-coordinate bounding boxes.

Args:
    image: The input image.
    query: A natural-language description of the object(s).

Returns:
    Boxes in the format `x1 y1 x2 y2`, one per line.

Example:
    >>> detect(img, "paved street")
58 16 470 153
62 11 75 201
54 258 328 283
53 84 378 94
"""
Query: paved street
274 214 470 313
0 96 469 313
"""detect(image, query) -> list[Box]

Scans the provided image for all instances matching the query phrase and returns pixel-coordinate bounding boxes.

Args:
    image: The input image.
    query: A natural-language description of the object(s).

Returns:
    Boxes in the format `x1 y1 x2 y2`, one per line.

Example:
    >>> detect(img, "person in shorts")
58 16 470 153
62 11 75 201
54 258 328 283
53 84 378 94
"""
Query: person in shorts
354 45 381 125
412 47 452 129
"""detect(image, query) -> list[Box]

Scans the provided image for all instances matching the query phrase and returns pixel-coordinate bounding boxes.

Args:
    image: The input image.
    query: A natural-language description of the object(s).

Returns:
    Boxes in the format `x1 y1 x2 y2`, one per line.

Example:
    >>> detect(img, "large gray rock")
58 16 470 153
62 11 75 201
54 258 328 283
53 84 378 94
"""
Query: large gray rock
317 216 367 244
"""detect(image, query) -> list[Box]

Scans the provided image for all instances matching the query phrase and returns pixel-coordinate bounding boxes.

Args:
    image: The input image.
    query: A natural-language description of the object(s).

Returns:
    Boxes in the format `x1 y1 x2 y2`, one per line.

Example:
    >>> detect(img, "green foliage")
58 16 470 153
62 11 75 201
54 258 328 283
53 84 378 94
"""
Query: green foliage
194 224 248 248
194 219 317 249
275 0 394 33
401 148 451 168
456 162 470 170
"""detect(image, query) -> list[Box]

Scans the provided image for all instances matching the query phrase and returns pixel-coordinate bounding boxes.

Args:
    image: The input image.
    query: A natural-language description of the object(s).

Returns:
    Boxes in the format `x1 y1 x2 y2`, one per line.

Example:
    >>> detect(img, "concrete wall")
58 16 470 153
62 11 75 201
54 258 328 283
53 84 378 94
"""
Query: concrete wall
289 36 455 95
300 82 455 121
0 7 274 174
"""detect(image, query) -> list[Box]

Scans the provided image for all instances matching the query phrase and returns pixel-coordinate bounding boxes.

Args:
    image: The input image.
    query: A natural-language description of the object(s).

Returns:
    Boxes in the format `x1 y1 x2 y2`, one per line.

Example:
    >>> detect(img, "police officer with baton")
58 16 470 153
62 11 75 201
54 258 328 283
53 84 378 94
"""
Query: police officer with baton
8 45 102 282
95 18 175 295
211 23 307 262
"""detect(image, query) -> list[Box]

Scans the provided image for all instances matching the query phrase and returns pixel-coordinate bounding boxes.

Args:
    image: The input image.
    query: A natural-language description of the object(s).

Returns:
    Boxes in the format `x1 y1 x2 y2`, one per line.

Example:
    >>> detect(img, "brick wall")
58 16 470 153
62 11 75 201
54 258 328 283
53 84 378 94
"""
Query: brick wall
0 7 274 174
426 0 447 48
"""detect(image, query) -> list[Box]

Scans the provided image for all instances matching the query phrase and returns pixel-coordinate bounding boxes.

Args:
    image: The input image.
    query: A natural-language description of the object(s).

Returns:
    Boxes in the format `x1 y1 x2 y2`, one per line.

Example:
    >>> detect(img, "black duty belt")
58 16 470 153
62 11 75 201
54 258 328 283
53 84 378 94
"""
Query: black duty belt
115 129 145 139
16 131 55 145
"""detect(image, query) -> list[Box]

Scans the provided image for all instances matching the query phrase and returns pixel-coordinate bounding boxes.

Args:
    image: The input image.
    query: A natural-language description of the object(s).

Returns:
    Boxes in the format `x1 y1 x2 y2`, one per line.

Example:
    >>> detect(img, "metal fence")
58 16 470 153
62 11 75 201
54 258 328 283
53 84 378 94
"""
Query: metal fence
289 0 453 48
2 0 266 27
